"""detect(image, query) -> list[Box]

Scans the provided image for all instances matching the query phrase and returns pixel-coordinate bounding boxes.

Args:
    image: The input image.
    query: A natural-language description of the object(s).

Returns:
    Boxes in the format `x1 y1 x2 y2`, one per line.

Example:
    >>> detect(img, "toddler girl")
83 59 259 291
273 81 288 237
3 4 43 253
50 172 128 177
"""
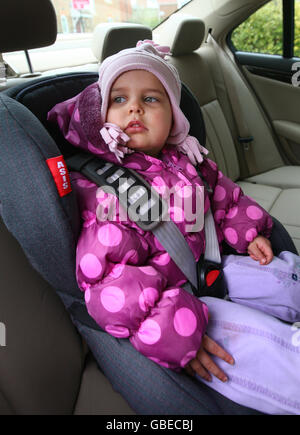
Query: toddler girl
48 41 300 413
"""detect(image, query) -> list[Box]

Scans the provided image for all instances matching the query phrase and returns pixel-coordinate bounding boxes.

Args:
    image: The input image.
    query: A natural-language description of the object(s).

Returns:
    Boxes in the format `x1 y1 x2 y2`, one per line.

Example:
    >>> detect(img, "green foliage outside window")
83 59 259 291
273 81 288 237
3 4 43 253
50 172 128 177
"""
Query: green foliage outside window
231 0 283 55
232 0 300 58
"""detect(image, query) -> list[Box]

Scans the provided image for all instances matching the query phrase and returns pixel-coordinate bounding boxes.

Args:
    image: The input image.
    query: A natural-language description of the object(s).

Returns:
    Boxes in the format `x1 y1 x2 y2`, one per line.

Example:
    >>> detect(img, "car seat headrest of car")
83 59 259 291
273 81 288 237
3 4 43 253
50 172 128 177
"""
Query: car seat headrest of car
0 0 57 53
92 22 152 62
158 15 205 56
0 93 82 299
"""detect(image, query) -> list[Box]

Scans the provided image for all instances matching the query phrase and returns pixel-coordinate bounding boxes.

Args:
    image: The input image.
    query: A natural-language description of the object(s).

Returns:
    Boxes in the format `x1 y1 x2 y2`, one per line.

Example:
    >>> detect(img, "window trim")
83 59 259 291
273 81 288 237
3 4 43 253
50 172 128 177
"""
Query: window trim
283 0 294 58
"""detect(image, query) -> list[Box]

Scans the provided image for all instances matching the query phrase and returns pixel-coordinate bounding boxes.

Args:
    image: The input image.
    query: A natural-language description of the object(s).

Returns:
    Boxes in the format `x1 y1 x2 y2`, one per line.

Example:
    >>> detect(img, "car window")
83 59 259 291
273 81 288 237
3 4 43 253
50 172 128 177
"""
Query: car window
3 0 190 75
231 0 283 56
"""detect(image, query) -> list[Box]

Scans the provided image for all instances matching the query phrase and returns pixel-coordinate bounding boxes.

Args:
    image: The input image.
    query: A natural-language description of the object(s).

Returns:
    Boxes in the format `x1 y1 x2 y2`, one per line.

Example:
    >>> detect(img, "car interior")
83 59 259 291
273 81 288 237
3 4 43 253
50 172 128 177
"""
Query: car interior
0 0 299 415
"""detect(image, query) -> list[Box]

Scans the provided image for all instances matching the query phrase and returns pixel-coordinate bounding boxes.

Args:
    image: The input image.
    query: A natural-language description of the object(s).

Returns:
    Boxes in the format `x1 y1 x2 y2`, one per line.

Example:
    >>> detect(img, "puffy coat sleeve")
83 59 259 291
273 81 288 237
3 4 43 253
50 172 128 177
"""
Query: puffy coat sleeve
76 214 208 371
201 158 273 253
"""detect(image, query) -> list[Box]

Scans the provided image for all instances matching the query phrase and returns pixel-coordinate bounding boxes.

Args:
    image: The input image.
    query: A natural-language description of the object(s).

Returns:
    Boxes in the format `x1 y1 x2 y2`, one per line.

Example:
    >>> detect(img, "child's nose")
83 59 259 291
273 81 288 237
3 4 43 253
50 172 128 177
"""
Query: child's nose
129 101 144 115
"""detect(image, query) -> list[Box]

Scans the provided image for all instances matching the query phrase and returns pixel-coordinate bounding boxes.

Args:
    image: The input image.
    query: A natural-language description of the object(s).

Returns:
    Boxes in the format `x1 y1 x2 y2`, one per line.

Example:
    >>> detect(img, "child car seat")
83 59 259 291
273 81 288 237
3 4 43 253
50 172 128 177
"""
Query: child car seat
0 0 297 415
1 70 298 416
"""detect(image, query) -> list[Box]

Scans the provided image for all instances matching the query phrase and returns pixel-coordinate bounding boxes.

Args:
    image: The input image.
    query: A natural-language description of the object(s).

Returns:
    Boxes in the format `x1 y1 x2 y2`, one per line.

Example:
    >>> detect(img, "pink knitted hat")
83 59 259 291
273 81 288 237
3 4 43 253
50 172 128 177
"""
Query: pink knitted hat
98 40 208 165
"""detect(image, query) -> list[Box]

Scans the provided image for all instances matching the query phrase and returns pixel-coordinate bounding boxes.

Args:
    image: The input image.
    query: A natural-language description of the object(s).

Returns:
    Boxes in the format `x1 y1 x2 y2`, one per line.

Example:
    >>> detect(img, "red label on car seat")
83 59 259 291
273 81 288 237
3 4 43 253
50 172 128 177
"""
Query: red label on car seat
46 155 72 197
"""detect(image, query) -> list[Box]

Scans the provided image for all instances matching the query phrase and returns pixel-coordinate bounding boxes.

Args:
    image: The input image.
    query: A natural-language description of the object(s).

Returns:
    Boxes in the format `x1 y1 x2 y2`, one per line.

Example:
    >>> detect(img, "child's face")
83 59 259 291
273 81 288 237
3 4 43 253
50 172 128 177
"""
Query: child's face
106 70 173 157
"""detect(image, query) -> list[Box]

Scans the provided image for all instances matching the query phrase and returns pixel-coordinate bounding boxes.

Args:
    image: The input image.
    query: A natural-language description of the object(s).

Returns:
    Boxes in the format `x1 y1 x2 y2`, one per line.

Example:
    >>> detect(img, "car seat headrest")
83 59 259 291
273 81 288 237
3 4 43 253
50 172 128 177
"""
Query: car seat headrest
0 0 57 53
91 22 152 62
158 15 206 56
0 93 82 299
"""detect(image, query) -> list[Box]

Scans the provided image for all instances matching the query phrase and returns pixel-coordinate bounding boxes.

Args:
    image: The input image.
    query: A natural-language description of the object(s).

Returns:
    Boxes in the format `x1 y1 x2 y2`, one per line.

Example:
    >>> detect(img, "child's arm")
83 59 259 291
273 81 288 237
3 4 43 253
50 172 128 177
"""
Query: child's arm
76 219 209 370
201 159 274 254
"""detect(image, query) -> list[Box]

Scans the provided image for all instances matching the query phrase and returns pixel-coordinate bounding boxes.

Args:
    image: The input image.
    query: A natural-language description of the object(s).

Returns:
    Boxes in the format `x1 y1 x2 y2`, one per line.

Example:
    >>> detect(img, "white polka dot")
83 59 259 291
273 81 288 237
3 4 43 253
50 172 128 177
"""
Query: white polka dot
139 287 159 312
245 228 258 242
105 324 130 338
74 108 80 122
80 253 102 278
126 162 142 170
180 350 197 368
173 308 197 337
121 249 138 264
187 234 197 242
139 266 158 276
224 227 238 245
148 163 162 172
233 187 240 202
152 252 170 266
246 205 263 220
98 224 122 247
109 264 125 278
213 185 226 202
161 288 179 299
148 357 170 368
84 288 91 304
186 163 197 177
101 286 125 313
138 319 161 345
226 206 238 219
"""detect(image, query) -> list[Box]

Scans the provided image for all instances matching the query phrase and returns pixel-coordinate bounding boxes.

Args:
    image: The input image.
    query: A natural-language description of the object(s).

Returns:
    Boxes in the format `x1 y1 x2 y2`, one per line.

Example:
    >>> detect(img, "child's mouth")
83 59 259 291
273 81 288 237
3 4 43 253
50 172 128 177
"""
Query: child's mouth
125 120 147 133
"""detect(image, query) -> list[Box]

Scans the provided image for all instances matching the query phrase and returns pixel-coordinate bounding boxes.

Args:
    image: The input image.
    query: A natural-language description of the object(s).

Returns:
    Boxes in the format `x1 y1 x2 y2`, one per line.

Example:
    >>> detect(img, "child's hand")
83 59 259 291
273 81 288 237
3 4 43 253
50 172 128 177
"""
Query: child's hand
247 235 274 265
184 335 234 382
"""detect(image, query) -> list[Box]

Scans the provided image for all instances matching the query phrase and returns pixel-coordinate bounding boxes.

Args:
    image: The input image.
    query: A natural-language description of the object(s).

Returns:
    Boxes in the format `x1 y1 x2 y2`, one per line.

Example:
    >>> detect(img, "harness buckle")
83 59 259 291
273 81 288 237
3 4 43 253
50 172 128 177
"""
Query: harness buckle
193 255 227 299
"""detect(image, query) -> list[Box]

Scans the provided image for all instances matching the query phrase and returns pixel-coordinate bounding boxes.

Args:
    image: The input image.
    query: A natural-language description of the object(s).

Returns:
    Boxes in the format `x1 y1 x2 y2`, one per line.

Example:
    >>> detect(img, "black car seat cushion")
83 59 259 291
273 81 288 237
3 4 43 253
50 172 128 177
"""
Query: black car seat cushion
0 93 81 298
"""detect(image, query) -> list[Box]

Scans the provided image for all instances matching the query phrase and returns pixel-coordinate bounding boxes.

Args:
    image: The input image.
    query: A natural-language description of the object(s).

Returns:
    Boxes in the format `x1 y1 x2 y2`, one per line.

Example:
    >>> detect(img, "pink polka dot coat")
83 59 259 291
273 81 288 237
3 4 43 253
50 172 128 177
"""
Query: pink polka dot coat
48 83 273 370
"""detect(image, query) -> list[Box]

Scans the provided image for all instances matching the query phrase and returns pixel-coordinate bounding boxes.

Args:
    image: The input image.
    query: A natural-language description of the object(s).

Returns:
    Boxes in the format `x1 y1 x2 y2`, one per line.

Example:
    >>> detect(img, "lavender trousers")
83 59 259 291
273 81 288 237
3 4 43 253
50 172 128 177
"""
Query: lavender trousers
197 251 300 415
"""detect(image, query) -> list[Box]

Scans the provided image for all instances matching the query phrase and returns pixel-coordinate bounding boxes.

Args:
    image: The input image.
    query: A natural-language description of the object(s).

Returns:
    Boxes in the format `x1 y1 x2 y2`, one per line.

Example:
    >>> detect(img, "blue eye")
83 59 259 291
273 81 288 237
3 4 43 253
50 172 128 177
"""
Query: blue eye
114 96 126 103
144 96 158 103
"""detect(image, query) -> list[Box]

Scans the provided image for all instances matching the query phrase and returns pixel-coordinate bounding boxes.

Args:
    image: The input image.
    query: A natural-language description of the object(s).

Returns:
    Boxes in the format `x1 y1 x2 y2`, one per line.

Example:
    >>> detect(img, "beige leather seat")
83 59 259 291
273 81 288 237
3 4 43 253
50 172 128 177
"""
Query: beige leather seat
153 15 300 253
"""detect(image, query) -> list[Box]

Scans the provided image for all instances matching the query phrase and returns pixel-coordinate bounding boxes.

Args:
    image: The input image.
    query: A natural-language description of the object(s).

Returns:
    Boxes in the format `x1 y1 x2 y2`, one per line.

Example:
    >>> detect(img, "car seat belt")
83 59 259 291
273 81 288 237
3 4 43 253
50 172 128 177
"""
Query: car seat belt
209 33 257 176
66 152 225 298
